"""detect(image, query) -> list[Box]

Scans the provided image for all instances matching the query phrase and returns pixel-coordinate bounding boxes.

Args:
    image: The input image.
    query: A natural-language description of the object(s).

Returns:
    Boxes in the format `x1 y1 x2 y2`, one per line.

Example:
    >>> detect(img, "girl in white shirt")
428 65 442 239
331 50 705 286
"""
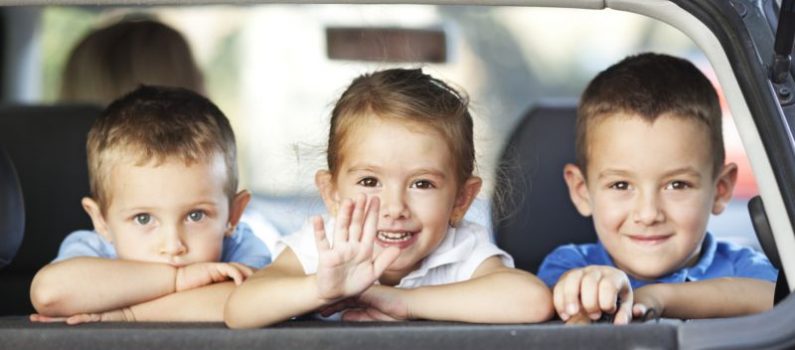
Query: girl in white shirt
225 68 553 328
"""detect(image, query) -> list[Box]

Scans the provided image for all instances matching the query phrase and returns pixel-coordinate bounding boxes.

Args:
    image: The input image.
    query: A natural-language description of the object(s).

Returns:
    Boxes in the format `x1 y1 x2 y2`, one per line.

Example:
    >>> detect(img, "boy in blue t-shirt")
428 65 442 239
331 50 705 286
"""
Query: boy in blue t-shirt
30 86 270 323
538 53 777 324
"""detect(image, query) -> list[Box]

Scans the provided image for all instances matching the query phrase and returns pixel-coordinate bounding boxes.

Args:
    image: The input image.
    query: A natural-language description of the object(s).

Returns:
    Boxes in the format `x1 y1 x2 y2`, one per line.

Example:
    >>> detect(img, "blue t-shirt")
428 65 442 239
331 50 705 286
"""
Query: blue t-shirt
53 221 271 269
538 232 778 289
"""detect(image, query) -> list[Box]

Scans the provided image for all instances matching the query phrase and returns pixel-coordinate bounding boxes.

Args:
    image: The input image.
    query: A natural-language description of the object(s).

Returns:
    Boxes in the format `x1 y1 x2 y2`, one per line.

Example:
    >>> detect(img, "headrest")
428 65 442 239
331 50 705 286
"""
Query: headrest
0 148 24 268
0 104 101 273
491 101 597 274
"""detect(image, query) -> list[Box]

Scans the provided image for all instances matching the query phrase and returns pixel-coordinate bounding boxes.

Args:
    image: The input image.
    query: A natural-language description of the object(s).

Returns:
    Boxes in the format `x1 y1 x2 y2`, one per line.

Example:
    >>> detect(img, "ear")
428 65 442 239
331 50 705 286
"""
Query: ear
82 197 112 241
711 163 738 215
227 190 252 236
315 170 339 216
450 176 483 226
563 163 593 217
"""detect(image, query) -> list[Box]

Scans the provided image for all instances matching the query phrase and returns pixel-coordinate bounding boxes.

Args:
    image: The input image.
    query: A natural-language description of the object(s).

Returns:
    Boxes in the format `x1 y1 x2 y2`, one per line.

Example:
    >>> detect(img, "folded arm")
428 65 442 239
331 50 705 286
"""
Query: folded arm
634 277 775 319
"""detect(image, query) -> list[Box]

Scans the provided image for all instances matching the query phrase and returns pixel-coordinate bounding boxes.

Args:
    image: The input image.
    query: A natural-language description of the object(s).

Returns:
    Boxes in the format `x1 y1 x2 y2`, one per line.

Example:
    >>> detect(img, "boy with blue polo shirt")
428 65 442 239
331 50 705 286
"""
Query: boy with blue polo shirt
30 86 271 323
538 53 777 324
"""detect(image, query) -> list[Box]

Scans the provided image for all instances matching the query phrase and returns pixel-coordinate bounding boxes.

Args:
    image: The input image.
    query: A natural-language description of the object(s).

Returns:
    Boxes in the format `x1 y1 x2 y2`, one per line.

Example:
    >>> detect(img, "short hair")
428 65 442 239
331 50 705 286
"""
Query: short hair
327 68 475 186
87 85 237 211
60 19 204 106
576 52 723 177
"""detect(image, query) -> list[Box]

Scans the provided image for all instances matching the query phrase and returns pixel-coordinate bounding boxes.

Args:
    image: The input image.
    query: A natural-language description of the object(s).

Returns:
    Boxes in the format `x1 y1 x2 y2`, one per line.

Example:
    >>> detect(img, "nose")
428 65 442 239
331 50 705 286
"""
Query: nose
381 187 410 221
160 225 187 256
632 190 664 225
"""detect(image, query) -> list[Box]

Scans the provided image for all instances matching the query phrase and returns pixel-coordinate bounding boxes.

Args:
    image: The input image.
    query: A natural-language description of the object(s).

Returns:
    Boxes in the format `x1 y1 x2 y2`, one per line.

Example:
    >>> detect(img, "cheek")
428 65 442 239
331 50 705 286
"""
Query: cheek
591 195 628 230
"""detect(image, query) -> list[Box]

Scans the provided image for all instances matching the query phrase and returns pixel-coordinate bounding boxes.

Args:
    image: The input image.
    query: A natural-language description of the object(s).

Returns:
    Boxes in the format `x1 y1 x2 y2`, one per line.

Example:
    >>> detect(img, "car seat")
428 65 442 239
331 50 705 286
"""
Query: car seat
491 100 596 274
748 196 791 303
0 104 101 315
0 147 24 269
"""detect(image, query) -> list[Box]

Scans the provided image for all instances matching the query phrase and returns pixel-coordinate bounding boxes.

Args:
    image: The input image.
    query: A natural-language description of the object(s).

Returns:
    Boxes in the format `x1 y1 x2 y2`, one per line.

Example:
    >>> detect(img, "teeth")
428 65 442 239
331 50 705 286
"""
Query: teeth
377 231 412 242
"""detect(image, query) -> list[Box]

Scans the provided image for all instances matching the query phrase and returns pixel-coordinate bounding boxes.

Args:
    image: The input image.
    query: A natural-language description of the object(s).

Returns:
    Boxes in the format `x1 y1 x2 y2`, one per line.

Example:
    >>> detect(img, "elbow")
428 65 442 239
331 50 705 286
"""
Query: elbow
516 283 555 323
30 268 69 316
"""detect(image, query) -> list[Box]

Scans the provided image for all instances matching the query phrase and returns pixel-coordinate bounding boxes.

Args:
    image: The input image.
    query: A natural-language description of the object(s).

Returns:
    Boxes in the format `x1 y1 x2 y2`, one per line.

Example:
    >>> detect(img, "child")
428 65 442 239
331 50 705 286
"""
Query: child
538 53 778 324
225 68 553 328
30 85 271 323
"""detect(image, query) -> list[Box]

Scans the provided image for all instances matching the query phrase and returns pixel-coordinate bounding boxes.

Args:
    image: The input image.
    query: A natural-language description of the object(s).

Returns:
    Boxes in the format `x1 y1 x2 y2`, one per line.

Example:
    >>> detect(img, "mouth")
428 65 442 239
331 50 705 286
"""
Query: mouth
626 234 673 246
376 230 419 249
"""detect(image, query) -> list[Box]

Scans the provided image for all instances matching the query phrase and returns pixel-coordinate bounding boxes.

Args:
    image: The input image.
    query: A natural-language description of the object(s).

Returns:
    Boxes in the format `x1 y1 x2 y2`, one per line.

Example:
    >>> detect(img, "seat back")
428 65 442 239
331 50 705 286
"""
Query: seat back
748 196 791 303
491 101 596 274
0 104 101 315
0 147 24 269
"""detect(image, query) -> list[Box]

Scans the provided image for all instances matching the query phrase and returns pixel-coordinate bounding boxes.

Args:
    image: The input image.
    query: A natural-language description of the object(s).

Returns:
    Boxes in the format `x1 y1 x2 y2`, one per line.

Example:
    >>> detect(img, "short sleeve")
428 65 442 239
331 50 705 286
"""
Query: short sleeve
732 246 778 282
455 223 514 281
52 230 116 262
222 222 272 269
537 245 590 288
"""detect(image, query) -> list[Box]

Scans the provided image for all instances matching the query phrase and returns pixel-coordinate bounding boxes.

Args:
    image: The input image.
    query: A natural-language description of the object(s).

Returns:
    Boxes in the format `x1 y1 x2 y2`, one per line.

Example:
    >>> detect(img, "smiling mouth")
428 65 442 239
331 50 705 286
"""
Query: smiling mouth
627 235 672 246
377 231 414 242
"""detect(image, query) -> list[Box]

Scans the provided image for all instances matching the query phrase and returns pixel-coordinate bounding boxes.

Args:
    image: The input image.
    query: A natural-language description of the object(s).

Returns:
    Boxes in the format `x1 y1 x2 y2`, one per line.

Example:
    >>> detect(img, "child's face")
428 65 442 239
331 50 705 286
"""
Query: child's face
83 153 248 266
565 114 737 280
318 117 481 283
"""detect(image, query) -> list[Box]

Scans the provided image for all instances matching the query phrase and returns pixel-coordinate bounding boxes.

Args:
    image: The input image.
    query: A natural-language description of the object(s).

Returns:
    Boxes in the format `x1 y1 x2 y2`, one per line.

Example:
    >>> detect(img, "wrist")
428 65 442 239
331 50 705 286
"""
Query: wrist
636 283 670 316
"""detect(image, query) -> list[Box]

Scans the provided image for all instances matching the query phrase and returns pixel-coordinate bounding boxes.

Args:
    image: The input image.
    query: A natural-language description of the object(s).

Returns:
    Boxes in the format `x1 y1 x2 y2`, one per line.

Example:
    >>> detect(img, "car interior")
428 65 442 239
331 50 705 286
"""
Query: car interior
0 0 794 349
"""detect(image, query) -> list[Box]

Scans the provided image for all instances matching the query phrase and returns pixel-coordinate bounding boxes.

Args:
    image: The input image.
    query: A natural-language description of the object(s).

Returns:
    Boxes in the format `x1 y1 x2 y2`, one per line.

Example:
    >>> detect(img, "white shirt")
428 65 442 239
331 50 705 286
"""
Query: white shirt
277 218 514 288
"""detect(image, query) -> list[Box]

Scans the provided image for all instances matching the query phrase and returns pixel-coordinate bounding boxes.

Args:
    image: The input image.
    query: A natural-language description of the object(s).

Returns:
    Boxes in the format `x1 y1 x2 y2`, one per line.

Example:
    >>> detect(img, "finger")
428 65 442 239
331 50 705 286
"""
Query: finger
372 246 400 277
562 269 583 318
597 278 619 314
552 280 567 320
334 199 354 244
613 282 634 325
632 303 648 319
348 194 366 242
579 270 602 319
229 262 255 278
360 196 380 253
30 314 67 323
364 307 400 321
220 264 245 285
312 216 330 252
565 312 592 325
66 313 100 325
341 309 373 321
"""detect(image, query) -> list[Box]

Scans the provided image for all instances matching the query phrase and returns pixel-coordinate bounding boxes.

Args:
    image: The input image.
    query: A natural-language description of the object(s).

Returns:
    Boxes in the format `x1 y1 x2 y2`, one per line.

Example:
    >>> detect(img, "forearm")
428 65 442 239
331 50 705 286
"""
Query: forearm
639 278 775 319
406 270 554 323
224 270 326 329
30 257 177 316
129 282 237 322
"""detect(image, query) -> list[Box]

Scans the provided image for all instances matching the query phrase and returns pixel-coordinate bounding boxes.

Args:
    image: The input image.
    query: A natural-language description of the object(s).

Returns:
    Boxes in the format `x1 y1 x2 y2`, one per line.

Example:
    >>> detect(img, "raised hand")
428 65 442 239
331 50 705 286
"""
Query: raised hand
175 262 254 292
553 265 633 324
314 194 401 304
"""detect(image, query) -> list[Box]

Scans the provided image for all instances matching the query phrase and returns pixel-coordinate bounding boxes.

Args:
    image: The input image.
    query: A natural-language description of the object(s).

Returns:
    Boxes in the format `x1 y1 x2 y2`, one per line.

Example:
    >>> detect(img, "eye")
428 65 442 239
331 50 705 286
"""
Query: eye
187 210 205 222
666 180 690 190
609 181 630 190
411 179 435 189
356 177 379 187
134 213 151 225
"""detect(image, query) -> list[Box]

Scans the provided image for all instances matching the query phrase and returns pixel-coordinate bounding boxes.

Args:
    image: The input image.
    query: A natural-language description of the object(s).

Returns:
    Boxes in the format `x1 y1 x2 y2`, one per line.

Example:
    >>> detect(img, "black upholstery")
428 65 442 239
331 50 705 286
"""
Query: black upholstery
0 148 24 269
0 104 102 315
492 101 596 274
748 196 791 303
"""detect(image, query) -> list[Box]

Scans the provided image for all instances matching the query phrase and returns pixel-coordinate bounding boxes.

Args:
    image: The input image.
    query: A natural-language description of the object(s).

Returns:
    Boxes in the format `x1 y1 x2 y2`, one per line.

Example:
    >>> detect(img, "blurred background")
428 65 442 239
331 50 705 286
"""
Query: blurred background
8 4 760 248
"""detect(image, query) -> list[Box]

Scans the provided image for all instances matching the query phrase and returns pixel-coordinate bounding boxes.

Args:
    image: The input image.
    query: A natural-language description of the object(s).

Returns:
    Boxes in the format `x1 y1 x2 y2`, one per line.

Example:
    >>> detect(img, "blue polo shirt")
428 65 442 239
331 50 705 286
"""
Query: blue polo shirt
537 232 778 289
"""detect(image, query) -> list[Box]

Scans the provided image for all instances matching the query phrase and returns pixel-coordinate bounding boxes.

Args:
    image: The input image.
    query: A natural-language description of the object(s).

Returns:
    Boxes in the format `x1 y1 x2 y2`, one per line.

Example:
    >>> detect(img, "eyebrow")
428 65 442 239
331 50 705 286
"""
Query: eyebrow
597 167 703 179
346 165 448 179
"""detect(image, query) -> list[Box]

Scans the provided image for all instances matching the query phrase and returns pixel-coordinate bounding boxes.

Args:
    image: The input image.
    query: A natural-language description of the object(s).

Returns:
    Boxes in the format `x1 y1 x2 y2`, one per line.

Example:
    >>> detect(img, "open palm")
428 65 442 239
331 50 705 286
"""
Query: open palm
314 195 400 303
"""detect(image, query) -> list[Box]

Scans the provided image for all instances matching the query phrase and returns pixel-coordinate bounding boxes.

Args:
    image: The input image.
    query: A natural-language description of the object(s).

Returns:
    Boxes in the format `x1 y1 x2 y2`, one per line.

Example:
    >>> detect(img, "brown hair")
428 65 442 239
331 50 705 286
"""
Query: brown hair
327 68 475 186
87 85 237 211
576 52 723 177
60 19 204 106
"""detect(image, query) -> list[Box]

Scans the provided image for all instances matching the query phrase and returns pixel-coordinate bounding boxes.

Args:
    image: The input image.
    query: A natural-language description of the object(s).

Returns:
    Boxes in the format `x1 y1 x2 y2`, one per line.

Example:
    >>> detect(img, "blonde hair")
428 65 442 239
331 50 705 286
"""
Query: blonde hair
61 19 204 106
328 68 475 187
87 86 237 211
